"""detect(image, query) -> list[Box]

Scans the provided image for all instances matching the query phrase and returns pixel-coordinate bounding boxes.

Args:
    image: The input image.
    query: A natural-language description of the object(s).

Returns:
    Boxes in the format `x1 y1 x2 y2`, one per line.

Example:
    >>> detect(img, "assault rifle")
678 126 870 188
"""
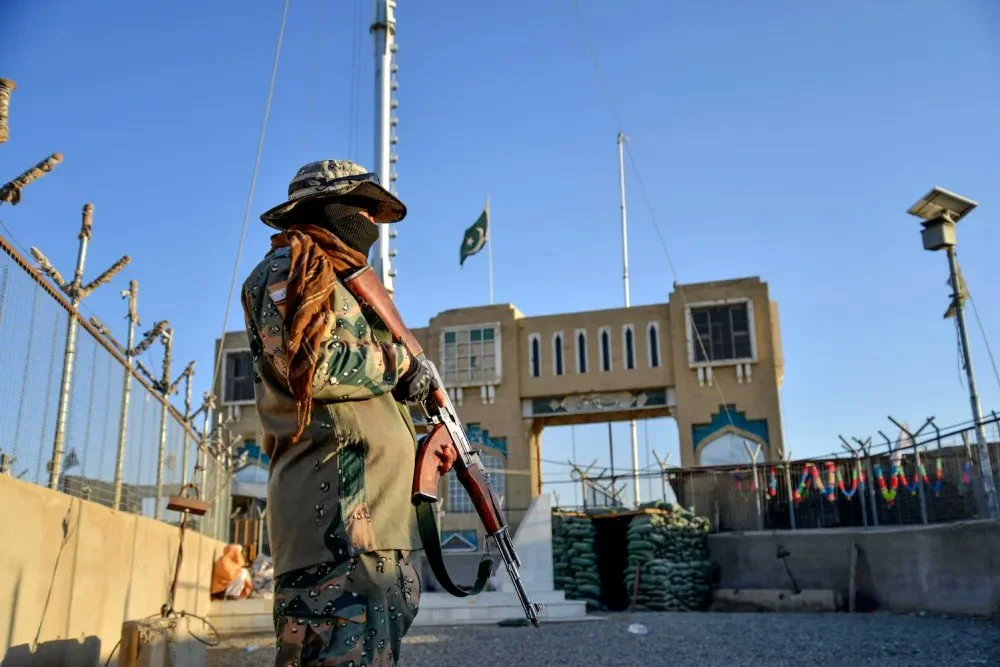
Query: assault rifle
345 265 544 628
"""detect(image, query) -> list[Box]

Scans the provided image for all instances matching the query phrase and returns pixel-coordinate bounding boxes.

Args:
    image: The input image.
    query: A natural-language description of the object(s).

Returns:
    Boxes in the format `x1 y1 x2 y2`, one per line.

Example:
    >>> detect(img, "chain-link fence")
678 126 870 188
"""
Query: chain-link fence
545 416 1000 533
0 231 232 541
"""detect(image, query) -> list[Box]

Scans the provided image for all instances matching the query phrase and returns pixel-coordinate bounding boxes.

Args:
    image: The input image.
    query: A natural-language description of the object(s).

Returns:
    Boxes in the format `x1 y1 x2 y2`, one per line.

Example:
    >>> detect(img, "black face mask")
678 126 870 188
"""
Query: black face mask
302 200 379 256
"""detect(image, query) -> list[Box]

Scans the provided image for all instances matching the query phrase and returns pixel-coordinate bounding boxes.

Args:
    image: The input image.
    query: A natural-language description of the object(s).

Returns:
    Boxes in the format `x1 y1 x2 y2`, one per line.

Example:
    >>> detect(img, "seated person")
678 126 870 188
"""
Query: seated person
211 544 254 600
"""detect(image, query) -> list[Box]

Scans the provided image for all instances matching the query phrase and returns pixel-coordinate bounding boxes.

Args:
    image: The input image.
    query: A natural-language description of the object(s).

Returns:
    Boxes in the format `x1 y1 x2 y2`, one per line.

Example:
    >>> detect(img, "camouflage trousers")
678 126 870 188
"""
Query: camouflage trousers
273 550 420 666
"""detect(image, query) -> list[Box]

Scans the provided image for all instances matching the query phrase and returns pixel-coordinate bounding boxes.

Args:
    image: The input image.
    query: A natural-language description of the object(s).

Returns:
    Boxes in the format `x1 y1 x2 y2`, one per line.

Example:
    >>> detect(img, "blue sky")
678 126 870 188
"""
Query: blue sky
3 0 1000 498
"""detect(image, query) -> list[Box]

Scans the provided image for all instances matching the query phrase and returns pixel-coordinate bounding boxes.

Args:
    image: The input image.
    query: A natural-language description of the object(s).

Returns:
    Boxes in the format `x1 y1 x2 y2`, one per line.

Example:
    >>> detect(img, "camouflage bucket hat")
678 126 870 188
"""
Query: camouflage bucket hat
260 159 406 229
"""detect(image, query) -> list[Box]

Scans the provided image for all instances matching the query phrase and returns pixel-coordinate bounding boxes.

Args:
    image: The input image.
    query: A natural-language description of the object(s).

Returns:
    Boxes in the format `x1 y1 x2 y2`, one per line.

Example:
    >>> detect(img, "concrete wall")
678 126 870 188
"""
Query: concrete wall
708 521 1000 616
0 475 227 666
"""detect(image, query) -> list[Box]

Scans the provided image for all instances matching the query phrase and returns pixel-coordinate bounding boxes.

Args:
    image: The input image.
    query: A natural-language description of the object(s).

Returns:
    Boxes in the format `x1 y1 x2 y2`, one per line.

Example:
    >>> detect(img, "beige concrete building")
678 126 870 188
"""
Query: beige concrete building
214 275 784 555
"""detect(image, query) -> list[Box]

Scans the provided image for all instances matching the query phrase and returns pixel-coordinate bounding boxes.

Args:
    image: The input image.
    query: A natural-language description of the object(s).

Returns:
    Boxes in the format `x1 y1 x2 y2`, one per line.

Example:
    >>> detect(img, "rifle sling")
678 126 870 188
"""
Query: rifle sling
415 502 492 597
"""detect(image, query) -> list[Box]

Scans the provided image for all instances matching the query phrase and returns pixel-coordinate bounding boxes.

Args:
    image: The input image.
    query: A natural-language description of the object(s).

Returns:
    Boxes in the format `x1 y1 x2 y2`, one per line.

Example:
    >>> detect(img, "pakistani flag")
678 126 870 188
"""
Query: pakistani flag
460 207 489 267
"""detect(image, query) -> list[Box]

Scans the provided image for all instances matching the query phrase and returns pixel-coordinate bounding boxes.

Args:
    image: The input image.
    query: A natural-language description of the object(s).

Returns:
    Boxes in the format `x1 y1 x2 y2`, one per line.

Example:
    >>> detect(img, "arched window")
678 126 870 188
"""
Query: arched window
553 332 564 376
576 330 588 373
623 325 635 370
529 334 541 377
599 327 611 372
648 322 661 368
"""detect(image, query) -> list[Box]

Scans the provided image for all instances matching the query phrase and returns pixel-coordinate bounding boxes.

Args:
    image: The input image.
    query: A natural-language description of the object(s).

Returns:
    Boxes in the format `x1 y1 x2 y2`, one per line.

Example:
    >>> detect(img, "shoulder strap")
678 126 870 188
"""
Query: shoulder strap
415 502 492 597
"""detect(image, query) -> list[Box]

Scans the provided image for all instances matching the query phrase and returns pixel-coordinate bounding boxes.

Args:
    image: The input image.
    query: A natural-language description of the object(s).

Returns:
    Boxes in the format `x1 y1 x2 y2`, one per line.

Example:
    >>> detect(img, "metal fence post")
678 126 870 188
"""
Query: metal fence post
0 153 63 206
90 281 151 510
782 450 796 530
180 363 195 486
135 327 173 519
853 437 879 527
0 78 14 144
743 440 764 531
839 436 867 528
652 449 671 503
889 417 933 525
30 204 130 489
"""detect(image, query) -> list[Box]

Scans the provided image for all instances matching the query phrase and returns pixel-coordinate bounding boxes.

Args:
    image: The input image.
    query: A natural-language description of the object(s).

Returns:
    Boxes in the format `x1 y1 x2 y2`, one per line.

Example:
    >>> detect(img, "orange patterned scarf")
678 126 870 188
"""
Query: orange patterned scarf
270 223 368 442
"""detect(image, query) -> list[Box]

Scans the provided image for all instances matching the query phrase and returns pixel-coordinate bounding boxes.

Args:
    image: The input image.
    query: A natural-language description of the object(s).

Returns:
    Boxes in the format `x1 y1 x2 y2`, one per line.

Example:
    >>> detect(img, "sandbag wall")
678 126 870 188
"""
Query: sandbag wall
551 511 602 609
623 501 716 611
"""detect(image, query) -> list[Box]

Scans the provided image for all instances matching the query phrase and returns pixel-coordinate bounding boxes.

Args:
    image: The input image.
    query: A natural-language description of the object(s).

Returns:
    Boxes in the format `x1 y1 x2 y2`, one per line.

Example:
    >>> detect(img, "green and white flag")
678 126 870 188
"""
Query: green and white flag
460 207 489 267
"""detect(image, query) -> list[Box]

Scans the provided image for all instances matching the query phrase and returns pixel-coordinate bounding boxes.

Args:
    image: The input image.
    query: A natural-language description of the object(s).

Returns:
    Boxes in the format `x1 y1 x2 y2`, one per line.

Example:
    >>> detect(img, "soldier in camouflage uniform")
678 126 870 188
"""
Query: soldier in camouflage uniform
242 160 449 666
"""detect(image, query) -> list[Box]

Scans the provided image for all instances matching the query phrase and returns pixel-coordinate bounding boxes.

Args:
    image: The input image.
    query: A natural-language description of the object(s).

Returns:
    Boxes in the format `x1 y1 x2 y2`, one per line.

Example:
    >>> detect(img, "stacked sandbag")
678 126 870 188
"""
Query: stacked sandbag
622 502 714 611
551 512 601 610
624 559 715 611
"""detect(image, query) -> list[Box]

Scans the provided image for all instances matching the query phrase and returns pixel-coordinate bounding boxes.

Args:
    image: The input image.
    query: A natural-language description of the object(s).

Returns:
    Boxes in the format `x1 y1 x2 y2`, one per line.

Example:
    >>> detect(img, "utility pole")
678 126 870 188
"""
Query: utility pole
947 246 998 517
907 188 999 519
90 281 168 511
31 204 130 489
617 130 641 506
371 0 398 297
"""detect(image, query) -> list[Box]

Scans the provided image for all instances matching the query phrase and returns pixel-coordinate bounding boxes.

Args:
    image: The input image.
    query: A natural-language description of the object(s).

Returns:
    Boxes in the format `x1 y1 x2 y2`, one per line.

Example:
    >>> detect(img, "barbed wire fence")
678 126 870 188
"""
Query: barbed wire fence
0 88 233 540
542 414 1000 533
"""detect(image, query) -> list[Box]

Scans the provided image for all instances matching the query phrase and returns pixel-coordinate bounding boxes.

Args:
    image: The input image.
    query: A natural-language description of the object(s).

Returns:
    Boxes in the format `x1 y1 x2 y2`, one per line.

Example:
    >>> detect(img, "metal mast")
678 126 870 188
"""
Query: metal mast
371 0 398 297
617 130 640 506
947 247 999 518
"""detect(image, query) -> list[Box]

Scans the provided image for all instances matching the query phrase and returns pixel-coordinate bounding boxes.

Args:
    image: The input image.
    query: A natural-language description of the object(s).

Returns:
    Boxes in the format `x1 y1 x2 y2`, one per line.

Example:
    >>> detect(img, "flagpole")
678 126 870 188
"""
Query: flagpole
618 130 641 507
486 194 494 305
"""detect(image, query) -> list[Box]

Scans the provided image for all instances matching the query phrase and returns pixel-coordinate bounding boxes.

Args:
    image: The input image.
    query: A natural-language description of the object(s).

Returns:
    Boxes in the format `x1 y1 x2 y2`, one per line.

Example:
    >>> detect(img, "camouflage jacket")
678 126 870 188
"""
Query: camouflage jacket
241 245 421 576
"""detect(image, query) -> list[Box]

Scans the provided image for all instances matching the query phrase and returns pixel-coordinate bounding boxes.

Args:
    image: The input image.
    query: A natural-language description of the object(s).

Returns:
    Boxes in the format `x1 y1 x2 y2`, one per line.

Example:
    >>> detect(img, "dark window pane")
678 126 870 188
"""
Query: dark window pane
649 326 659 367
730 304 749 333
471 329 482 342
554 335 564 375
531 338 540 377
734 333 752 359
483 328 494 341
693 330 707 361
225 351 255 401
601 331 611 370
625 329 635 369
444 331 456 344
577 333 587 373
692 310 710 330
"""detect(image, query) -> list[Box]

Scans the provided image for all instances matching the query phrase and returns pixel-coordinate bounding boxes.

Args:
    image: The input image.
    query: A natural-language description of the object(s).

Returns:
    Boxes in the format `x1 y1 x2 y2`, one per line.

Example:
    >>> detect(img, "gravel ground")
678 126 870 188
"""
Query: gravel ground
207 612 1000 667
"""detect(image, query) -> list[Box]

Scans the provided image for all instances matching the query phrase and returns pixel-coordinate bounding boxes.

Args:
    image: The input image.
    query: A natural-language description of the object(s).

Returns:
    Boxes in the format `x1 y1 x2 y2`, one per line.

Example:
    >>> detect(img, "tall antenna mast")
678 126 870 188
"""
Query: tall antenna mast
371 0 398 297
617 130 641 507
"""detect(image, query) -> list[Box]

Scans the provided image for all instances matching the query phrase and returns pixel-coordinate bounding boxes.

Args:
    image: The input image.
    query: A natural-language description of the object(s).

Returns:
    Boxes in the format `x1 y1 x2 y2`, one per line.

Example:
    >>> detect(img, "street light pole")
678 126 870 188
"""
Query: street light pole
945 245 998 517
907 187 998 519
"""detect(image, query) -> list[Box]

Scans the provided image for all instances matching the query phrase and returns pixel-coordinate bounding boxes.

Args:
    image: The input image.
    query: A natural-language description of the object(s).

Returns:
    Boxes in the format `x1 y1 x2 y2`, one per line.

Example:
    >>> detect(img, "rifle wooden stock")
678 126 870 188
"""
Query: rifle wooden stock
344 266 424 357
413 423 452 502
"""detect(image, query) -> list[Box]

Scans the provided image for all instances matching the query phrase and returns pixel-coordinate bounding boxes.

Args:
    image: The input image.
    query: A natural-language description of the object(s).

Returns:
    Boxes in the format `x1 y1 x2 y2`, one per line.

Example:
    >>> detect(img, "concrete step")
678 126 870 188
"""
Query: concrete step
710 588 840 613
412 591 588 626
209 598 273 634
209 590 590 633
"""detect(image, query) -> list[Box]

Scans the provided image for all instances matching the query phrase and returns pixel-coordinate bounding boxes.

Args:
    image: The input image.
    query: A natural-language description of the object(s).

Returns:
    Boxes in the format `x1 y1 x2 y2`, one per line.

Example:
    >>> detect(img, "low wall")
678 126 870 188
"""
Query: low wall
0 475 227 666
708 520 1000 616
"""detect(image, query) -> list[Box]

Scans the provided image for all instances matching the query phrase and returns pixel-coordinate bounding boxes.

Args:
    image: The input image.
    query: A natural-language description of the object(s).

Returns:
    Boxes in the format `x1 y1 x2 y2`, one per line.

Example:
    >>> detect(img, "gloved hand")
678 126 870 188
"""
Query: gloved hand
393 357 439 405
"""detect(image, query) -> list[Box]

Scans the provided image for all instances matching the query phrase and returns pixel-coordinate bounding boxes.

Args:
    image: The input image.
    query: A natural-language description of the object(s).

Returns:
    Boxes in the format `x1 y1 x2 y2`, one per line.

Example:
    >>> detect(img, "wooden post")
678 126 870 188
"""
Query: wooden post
118 621 141 667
